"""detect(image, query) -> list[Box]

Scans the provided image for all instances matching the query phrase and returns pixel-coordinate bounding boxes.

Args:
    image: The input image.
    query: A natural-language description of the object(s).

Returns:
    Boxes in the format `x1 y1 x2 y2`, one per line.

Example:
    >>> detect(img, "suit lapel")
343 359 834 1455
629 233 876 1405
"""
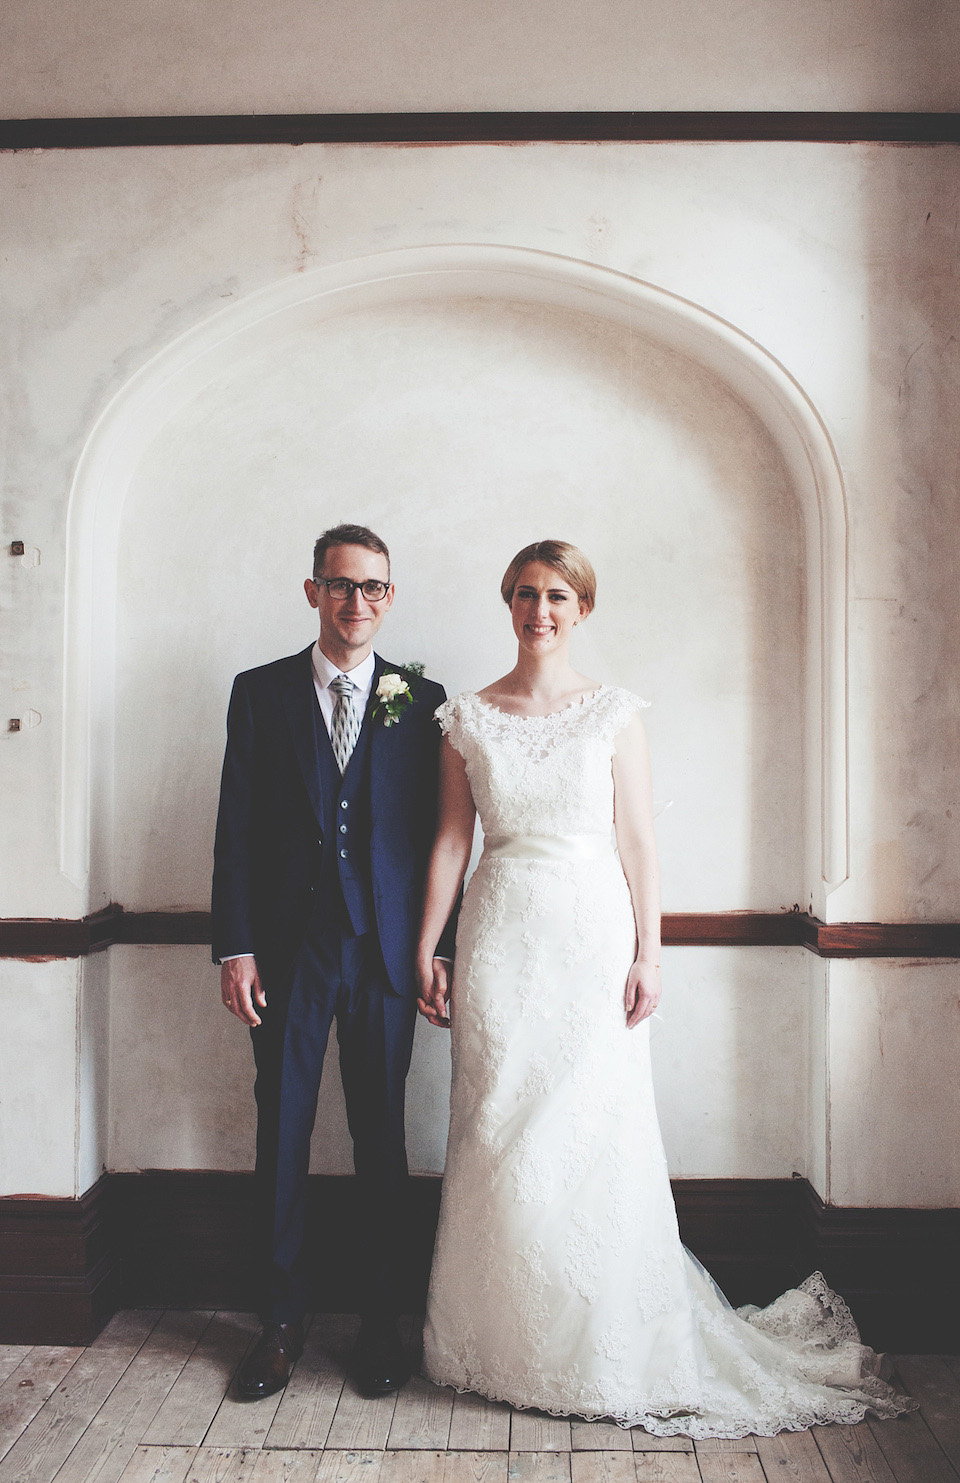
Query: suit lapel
280 645 325 828
368 654 393 807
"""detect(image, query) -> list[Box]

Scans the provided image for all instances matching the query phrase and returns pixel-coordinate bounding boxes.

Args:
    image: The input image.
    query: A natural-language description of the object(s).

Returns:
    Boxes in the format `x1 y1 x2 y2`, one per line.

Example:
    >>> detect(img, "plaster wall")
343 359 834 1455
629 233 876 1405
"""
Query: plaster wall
0 959 81 1196
112 294 803 917
107 944 814 1184
2 0 959 115
2 141 958 1205
826 959 960 1207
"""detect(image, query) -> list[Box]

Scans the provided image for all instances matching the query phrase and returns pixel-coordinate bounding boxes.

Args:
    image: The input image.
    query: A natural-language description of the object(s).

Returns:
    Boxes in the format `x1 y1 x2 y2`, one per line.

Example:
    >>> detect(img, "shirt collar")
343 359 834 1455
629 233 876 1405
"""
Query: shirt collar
312 641 377 695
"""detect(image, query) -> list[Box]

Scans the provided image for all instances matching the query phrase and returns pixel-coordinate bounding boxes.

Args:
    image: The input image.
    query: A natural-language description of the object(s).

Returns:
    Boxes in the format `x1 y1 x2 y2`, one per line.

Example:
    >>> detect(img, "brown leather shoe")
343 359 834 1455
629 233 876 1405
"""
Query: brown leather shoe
236 1320 304 1401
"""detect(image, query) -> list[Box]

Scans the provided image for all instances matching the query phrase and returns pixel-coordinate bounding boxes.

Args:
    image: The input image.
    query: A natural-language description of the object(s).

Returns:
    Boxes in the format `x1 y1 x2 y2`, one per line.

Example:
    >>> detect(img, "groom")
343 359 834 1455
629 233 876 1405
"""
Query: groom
213 523 454 1401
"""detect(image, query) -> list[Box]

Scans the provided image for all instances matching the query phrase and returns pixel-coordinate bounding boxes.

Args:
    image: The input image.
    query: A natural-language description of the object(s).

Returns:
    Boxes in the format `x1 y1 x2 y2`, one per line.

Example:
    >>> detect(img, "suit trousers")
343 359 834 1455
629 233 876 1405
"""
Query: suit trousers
250 917 417 1325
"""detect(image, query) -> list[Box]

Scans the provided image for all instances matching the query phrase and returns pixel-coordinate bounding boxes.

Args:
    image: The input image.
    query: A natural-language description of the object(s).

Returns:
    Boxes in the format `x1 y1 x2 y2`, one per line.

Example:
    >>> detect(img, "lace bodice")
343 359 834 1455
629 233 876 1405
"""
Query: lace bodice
436 687 649 841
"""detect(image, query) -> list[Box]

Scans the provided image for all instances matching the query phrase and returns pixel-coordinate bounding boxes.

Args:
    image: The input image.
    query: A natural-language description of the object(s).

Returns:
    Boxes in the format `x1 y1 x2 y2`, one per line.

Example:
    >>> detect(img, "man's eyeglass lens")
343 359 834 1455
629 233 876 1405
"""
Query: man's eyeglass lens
318 578 389 601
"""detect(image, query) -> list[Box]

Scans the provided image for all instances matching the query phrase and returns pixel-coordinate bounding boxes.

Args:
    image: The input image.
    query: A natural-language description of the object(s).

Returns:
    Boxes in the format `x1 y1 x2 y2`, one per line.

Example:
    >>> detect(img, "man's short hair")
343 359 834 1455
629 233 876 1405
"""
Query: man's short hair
313 523 391 581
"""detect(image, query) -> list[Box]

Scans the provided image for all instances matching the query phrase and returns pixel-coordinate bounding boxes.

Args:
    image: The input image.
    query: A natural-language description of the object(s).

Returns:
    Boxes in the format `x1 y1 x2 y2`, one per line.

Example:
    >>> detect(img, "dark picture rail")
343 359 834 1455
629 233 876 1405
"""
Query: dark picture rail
1 111 959 150
1 906 958 958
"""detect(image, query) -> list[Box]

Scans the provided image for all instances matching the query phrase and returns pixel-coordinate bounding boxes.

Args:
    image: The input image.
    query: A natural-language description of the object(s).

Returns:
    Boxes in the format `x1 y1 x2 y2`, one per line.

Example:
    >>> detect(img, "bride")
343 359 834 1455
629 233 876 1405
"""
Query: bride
414 539 913 1438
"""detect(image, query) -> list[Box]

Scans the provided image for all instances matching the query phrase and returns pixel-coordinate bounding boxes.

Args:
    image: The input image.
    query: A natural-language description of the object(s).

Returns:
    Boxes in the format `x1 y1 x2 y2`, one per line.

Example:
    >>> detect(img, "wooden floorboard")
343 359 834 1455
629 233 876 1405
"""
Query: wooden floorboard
891 1356 960 1473
0 1310 159 1483
755 1427 834 1480
0 1346 36 1385
377 1451 446 1483
632 1460 702 1483
181 1447 263 1482
867 1410 960 1483
569 1452 635 1483
312 1451 386 1483
696 1457 765 1482
447 1394 511 1453
631 1434 694 1454
385 1378 454 1451
570 1422 632 1453
505 1454 571 1483
249 1451 329 1483
0 1315 956 1483
0 1344 84 1463
509 1415 572 1453
116 1445 199 1483
441 1456 508 1483
143 1313 255 1447
811 1423 898 1482
693 1437 758 1454
324 1381 398 1452
53 1310 211 1483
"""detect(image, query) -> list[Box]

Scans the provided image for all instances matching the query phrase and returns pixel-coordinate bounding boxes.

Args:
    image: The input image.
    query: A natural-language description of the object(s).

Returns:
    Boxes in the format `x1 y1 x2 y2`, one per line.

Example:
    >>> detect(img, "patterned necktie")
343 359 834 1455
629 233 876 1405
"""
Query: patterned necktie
330 674 362 774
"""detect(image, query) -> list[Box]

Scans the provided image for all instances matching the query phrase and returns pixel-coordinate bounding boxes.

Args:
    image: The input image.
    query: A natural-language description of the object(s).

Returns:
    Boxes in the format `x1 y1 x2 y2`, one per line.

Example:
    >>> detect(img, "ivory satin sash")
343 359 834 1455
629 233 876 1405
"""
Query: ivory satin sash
482 832 615 863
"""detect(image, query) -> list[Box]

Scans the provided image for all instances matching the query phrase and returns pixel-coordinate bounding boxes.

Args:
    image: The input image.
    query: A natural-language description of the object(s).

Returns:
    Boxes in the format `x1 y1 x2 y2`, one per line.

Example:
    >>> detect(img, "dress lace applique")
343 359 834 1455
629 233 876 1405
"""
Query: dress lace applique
513 1129 554 1204
518 1053 553 1099
423 688 916 1437
565 1209 604 1302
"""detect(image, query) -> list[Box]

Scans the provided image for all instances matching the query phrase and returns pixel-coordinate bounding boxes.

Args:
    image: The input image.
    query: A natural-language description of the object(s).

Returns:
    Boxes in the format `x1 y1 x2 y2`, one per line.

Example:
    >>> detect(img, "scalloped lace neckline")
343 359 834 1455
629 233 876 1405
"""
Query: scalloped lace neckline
469 685 608 722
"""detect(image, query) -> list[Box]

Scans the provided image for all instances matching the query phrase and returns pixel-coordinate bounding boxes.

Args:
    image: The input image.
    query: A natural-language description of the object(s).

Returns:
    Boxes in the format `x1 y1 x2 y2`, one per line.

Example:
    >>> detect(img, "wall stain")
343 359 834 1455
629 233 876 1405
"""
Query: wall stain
290 178 322 272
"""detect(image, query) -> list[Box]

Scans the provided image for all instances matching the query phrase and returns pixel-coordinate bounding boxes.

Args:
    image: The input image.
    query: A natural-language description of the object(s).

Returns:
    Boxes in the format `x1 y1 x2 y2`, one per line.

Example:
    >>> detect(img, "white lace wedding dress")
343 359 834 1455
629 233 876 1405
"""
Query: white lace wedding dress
422 687 914 1438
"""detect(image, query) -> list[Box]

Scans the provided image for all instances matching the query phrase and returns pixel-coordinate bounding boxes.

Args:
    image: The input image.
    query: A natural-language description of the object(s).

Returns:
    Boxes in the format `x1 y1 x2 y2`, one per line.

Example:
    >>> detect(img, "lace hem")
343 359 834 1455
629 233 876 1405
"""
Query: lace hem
421 1368 917 1440
423 1268 918 1439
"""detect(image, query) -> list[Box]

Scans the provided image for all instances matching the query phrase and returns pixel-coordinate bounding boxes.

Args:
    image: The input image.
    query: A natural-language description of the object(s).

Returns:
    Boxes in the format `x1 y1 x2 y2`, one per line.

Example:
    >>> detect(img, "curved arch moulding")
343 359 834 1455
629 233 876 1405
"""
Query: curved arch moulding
62 244 848 908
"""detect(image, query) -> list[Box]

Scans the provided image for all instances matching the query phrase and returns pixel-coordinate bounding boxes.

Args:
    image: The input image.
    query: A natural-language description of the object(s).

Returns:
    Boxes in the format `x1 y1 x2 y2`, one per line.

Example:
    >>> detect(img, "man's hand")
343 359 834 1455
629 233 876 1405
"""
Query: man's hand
417 957 452 1029
624 959 661 1029
221 955 266 1026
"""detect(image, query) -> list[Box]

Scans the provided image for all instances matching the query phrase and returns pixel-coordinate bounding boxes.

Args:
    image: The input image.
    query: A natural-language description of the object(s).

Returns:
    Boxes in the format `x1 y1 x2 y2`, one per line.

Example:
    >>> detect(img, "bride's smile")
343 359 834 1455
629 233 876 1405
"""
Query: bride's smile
510 560 587 653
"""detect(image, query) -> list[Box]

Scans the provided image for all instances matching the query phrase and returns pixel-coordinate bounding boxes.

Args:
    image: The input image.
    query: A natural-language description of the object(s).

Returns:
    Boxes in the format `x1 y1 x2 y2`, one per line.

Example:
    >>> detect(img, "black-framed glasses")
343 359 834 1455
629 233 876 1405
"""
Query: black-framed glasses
314 577 391 601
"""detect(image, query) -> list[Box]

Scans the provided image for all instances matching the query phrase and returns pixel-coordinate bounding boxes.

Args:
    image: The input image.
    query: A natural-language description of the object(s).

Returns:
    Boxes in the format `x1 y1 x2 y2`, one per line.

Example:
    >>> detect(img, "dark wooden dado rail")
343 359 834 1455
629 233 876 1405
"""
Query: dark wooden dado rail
1 905 959 958
1 111 959 150
2 1173 958 1352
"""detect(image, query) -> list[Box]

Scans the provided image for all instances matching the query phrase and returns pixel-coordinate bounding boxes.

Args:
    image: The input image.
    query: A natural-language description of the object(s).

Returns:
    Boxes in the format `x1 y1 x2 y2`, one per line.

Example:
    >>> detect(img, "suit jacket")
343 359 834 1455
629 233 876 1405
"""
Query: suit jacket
211 645 453 995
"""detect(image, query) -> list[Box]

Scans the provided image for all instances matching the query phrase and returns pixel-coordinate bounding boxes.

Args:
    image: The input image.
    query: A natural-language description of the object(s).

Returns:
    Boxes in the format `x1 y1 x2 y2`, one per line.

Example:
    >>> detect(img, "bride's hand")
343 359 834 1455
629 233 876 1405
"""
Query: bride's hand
625 959 661 1028
417 957 452 1029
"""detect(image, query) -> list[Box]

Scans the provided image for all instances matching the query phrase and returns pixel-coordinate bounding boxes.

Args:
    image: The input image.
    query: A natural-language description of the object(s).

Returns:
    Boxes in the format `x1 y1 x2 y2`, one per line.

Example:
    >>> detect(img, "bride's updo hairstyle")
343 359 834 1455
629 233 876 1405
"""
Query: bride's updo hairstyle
500 539 597 615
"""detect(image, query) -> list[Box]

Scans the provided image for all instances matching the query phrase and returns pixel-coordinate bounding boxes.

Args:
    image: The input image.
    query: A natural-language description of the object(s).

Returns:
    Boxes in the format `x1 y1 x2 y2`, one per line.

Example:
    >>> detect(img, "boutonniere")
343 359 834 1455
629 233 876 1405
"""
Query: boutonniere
373 662 425 727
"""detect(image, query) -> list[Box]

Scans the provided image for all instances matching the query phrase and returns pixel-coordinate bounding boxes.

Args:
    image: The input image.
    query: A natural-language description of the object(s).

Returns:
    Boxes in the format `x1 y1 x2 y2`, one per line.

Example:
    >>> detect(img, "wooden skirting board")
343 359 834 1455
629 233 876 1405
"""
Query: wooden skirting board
1 1173 957 1351
2 906 959 958
1 111 959 150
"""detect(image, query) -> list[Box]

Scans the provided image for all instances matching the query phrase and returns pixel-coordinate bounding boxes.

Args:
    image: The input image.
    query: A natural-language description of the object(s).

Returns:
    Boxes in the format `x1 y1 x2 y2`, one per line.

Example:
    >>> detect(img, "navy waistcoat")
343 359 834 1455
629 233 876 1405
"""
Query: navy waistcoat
314 697 376 937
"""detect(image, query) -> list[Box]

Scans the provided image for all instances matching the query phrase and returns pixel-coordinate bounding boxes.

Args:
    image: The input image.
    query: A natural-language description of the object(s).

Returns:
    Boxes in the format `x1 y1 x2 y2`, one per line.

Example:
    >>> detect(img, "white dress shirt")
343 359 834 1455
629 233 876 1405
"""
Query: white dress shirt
311 642 376 734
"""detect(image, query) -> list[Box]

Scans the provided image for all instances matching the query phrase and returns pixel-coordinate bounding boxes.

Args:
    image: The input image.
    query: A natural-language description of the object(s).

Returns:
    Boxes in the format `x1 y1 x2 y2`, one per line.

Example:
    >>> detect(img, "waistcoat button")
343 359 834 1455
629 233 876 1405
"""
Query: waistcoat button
339 848 348 859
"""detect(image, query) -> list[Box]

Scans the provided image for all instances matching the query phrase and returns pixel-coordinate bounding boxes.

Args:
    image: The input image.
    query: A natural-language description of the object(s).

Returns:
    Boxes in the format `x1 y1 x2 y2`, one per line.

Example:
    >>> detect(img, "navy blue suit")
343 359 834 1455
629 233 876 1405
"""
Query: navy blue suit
212 644 452 1322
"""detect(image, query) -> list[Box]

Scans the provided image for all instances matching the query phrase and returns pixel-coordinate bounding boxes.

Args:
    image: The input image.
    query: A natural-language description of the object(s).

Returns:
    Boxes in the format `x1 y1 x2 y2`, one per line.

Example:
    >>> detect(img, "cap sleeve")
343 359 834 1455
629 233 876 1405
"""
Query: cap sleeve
435 694 469 759
594 686 650 741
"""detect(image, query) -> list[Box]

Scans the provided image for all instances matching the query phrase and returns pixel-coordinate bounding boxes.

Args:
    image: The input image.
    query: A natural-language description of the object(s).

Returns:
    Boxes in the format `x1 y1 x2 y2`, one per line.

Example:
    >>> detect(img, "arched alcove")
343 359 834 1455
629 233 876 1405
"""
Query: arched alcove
62 244 848 918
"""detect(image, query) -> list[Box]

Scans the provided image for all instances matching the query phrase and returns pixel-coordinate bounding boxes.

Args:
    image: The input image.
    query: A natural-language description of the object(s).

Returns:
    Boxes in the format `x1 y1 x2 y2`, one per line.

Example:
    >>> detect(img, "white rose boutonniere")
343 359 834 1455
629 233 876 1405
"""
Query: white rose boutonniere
373 662 424 727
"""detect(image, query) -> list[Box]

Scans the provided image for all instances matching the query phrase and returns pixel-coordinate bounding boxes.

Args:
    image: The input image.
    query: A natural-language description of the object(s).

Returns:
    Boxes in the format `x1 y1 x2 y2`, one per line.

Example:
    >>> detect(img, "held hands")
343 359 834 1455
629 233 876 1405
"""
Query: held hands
221 955 266 1026
625 958 661 1029
417 957 452 1029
